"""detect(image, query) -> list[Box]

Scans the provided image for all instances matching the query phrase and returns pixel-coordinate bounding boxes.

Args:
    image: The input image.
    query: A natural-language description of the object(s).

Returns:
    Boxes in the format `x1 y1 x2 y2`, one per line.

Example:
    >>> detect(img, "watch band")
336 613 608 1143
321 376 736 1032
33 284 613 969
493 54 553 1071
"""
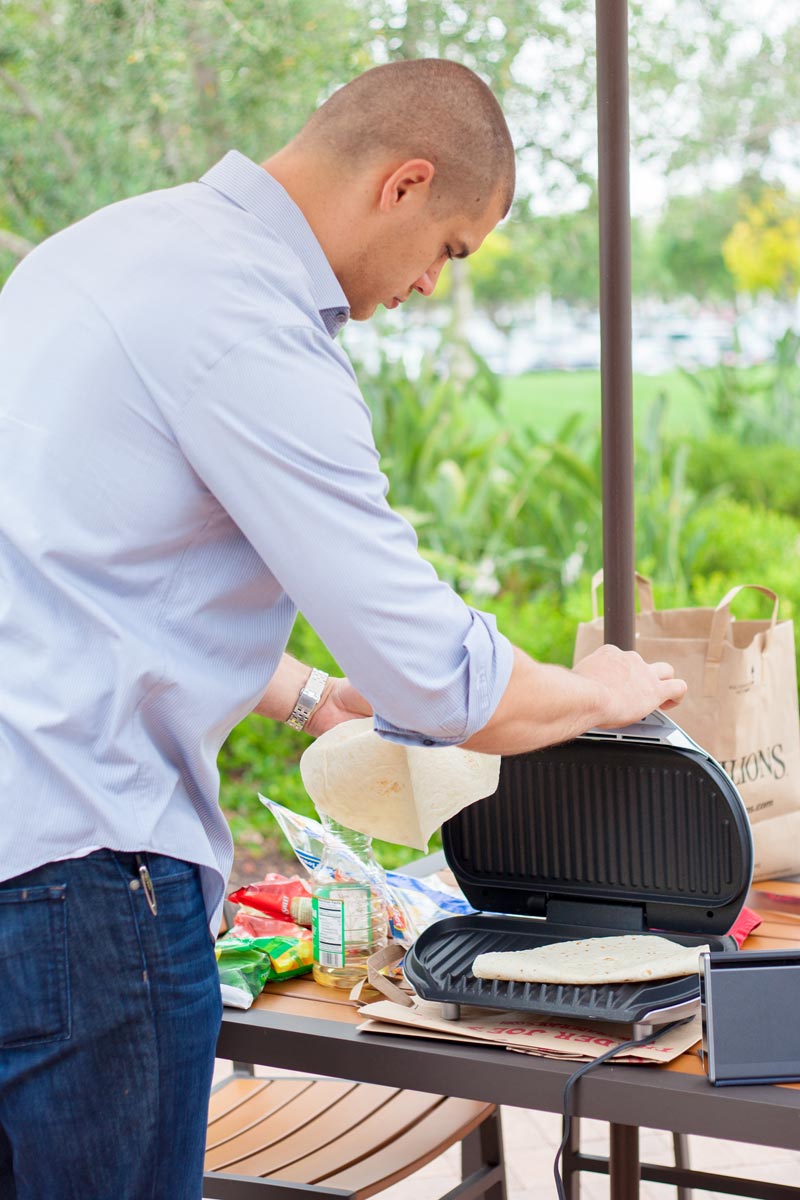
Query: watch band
286 668 329 731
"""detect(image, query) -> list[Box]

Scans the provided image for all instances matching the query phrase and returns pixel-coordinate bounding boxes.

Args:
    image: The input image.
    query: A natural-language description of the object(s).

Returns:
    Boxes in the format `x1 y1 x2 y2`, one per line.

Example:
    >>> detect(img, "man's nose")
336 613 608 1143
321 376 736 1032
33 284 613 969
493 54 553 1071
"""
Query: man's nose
412 267 439 297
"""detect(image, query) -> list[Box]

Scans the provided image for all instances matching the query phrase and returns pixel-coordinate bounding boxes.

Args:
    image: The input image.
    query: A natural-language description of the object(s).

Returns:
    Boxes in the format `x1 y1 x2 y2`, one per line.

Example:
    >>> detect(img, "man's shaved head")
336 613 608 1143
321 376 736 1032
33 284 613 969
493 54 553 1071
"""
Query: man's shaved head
264 60 514 318
294 59 515 218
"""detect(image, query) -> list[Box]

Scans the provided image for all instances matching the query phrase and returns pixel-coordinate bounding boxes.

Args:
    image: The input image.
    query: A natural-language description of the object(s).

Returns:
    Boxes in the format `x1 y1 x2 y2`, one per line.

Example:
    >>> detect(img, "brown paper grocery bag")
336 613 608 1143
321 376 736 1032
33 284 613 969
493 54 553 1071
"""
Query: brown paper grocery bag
574 572 800 881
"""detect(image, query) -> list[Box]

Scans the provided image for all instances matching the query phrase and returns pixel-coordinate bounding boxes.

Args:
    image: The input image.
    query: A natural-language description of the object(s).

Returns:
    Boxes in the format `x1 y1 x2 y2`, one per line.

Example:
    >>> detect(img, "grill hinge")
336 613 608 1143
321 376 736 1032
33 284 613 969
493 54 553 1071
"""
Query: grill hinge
546 898 647 931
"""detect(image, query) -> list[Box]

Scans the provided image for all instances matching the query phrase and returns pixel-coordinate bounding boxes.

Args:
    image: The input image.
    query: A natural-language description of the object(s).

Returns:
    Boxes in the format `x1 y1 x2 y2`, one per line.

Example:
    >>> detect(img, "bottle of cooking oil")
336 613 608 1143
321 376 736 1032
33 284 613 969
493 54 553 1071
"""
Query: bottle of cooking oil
311 813 388 991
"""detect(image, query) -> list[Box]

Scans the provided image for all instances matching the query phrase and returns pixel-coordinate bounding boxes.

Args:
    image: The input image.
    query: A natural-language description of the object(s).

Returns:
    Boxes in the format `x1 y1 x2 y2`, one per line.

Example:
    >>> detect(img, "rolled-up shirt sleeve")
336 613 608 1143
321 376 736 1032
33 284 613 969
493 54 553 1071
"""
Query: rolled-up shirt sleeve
174 322 514 745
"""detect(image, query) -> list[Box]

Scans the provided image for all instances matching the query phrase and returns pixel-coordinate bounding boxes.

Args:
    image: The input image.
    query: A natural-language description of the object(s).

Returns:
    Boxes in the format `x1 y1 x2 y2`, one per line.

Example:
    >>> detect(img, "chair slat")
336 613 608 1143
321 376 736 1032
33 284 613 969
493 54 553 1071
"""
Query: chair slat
207 1079 317 1149
320 1098 494 1200
271 1094 443 1185
209 1083 411 1178
205 1080 360 1171
207 1077 267 1124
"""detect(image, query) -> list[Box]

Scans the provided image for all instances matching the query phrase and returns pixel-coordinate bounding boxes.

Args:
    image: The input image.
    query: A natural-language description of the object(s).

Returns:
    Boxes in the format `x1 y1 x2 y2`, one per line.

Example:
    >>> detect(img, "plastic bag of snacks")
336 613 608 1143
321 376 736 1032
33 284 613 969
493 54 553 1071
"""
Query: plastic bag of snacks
231 909 307 940
215 927 313 1010
228 873 312 926
257 795 474 945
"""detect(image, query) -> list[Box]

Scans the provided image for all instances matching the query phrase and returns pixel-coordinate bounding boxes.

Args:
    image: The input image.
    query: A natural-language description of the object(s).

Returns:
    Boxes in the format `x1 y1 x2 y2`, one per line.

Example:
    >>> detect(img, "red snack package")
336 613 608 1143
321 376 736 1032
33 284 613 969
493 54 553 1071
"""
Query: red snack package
727 905 762 948
232 909 312 941
228 873 313 926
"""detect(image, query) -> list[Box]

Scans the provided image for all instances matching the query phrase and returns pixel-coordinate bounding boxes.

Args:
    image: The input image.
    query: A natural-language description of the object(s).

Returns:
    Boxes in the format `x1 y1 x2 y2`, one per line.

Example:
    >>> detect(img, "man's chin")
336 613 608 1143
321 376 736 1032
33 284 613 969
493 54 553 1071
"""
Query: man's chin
349 300 381 321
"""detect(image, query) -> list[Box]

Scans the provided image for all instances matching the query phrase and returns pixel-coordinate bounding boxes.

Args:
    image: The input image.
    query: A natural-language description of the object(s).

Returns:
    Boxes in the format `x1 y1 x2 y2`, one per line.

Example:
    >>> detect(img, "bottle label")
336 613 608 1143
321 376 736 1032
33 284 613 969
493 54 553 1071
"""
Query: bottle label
290 895 313 927
312 886 372 968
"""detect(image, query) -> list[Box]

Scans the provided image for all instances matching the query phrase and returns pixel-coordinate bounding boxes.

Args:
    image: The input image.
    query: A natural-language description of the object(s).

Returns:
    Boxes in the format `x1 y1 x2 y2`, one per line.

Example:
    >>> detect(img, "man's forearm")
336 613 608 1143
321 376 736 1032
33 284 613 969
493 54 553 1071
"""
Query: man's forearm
254 653 314 722
463 643 686 755
253 654 372 735
255 641 685 756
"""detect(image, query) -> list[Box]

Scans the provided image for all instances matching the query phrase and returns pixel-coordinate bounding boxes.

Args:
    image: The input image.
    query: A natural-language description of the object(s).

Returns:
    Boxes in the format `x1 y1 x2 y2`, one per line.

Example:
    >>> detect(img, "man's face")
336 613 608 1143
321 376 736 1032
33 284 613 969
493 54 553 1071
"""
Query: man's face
344 189 505 322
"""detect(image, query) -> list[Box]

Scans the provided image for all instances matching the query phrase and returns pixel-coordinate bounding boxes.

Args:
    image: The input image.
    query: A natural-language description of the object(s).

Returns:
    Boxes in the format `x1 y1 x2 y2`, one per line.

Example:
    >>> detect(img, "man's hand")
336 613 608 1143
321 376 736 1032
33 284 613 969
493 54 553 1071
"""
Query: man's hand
306 677 372 736
463 643 687 756
572 644 687 725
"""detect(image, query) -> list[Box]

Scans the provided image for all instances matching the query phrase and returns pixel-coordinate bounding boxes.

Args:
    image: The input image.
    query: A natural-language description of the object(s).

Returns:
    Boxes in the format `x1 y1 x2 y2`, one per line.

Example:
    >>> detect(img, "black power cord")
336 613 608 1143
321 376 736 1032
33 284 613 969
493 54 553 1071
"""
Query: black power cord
553 1016 695 1200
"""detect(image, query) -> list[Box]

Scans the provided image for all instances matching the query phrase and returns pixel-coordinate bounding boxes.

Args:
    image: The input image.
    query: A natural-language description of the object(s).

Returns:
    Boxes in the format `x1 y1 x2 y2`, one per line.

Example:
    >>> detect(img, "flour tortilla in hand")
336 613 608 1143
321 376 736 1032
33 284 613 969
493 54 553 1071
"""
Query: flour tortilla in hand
472 935 710 986
299 717 500 850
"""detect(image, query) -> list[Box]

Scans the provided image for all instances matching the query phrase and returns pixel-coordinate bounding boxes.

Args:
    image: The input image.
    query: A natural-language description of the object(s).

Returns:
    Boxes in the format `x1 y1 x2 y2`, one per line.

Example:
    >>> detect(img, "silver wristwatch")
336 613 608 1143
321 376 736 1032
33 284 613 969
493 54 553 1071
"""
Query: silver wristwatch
286 668 329 731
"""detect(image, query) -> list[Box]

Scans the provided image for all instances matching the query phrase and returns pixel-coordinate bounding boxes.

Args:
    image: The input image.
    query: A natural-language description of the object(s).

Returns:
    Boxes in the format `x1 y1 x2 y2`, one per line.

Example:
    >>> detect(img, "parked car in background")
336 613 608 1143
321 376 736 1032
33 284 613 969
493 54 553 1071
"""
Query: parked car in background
343 298 795 380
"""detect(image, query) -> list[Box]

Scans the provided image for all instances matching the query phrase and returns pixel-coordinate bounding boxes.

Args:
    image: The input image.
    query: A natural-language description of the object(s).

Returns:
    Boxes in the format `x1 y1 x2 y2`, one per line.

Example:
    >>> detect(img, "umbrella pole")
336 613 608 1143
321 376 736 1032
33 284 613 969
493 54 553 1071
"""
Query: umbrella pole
596 0 635 650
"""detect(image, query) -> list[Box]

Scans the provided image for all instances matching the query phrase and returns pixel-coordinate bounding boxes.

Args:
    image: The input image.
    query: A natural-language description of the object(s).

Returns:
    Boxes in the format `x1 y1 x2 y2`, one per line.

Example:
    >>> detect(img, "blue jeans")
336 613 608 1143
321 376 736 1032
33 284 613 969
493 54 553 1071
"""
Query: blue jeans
0 850 222 1200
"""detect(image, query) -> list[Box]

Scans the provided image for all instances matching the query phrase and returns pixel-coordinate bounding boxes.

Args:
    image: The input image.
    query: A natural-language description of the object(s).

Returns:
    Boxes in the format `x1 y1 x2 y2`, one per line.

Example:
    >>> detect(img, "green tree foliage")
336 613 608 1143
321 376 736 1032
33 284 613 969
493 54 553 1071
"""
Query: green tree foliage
0 0 601 281
653 188 744 300
723 188 800 299
0 0 367 257
529 204 601 307
627 2 800 189
466 199 670 309
3 0 799 315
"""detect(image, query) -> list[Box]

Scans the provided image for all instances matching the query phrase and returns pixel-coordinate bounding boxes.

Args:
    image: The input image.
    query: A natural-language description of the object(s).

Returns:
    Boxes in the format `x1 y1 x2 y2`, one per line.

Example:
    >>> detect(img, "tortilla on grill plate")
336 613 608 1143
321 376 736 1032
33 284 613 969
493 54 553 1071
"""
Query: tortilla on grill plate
472 935 709 985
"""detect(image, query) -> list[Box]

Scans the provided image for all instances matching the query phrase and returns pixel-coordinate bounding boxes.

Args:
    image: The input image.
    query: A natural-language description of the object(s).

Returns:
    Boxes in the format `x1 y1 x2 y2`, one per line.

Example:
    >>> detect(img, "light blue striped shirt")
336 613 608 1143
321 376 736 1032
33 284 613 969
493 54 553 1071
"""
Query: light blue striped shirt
0 151 513 928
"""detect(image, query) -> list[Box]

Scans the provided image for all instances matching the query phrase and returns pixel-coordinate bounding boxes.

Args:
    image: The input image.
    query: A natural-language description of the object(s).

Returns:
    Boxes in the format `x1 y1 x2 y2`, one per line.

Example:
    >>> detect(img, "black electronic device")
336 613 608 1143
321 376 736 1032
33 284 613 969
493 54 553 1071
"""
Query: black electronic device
700 948 800 1085
404 712 754 1037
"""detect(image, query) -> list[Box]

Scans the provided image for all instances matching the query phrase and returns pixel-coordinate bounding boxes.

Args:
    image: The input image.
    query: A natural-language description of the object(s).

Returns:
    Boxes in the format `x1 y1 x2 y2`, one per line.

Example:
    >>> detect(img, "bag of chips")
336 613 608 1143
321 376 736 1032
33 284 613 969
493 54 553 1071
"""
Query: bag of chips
228 873 312 926
215 928 313 1009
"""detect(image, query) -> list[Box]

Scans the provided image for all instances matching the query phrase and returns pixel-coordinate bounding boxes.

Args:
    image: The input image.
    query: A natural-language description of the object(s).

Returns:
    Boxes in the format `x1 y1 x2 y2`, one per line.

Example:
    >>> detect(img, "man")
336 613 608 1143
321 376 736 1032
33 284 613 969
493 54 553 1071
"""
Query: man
0 59 685 1198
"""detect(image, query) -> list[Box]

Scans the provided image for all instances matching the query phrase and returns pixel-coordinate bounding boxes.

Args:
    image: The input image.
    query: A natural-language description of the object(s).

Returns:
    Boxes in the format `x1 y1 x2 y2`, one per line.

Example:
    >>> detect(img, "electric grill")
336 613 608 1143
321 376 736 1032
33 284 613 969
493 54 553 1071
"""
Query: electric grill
404 713 754 1038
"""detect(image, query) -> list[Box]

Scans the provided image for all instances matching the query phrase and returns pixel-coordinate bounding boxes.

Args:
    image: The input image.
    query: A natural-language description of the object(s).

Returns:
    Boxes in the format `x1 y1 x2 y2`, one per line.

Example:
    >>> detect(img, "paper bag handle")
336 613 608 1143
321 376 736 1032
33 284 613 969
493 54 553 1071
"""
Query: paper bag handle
352 942 413 1007
703 584 780 696
590 570 654 620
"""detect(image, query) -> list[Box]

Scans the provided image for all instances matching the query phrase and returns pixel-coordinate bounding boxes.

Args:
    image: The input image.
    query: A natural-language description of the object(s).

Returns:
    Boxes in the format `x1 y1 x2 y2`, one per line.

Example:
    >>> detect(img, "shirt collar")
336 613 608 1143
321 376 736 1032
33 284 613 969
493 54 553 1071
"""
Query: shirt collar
199 150 350 337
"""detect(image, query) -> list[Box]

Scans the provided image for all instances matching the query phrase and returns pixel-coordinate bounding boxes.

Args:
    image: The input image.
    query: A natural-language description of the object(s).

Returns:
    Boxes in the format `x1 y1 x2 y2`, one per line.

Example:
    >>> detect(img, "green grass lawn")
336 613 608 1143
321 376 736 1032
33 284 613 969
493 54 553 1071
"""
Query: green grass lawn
500 369 711 438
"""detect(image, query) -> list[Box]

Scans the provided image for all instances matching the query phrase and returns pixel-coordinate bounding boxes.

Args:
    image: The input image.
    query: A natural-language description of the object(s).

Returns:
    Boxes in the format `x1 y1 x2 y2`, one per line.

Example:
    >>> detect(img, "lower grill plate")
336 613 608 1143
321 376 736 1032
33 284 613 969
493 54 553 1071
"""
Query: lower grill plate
404 914 734 1027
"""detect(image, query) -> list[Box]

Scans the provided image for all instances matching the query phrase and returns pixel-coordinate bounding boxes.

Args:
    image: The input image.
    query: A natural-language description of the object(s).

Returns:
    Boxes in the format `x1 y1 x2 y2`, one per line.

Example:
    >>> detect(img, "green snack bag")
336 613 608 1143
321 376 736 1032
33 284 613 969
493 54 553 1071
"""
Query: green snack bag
215 929 313 1005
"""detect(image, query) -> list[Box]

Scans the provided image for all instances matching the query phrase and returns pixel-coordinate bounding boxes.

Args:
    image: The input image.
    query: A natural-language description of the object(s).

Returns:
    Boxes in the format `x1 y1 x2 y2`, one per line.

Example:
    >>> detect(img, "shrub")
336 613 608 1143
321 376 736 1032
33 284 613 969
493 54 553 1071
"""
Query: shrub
682 497 800 585
687 435 800 518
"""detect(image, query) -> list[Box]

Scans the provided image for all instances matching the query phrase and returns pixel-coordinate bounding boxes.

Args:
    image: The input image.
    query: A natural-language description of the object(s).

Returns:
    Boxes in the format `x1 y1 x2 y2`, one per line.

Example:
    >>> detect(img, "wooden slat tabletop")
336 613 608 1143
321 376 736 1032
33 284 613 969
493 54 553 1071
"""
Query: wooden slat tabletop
251 977 363 1025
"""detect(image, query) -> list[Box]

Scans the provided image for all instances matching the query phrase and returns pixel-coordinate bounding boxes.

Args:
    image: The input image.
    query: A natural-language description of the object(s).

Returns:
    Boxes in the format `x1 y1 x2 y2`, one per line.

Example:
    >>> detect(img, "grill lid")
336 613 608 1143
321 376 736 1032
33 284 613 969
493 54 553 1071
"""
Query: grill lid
442 721 753 938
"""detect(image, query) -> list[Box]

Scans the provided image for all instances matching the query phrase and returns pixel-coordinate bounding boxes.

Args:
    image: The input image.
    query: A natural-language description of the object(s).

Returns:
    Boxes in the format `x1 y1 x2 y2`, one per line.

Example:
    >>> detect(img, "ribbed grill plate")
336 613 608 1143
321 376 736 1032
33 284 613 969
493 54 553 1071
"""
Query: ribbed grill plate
404 915 730 1025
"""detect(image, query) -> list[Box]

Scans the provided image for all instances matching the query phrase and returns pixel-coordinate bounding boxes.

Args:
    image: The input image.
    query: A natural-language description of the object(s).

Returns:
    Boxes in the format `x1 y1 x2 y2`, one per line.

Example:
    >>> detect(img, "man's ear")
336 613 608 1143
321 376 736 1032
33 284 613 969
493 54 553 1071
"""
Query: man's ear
378 159 435 213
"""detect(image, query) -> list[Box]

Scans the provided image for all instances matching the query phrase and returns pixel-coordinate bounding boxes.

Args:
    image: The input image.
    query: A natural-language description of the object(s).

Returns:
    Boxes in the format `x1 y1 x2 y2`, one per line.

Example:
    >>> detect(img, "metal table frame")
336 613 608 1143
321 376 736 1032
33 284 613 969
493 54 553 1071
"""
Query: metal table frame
218 1001 800 1198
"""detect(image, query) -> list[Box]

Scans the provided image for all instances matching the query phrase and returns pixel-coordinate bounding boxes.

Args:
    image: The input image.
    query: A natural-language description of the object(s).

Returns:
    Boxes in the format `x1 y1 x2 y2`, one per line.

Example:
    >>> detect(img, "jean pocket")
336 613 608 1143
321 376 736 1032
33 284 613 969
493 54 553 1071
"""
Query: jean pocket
0 884 70 1048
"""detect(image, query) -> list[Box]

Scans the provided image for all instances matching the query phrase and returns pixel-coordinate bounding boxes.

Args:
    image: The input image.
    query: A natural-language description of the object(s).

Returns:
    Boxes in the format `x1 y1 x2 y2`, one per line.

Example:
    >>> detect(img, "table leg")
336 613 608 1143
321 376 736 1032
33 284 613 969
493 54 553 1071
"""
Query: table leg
562 1116 581 1200
460 1108 506 1200
609 1123 640 1200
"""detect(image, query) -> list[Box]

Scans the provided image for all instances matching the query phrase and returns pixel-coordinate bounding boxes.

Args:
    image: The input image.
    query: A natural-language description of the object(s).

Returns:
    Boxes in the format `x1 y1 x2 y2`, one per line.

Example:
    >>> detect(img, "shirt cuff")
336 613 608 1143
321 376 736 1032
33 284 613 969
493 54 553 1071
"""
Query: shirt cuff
372 608 514 748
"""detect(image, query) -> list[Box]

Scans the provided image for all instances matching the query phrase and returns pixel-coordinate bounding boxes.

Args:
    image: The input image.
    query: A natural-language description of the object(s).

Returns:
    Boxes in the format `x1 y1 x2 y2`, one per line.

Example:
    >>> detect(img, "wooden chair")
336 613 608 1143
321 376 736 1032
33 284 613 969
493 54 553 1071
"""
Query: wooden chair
203 1064 506 1200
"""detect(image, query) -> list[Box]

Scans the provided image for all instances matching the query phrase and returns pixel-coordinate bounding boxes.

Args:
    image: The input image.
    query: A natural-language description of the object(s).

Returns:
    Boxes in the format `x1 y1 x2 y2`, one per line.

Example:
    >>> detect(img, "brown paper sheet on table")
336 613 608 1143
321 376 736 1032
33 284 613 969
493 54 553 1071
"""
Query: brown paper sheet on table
359 1019 502 1047
357 997 701 1064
